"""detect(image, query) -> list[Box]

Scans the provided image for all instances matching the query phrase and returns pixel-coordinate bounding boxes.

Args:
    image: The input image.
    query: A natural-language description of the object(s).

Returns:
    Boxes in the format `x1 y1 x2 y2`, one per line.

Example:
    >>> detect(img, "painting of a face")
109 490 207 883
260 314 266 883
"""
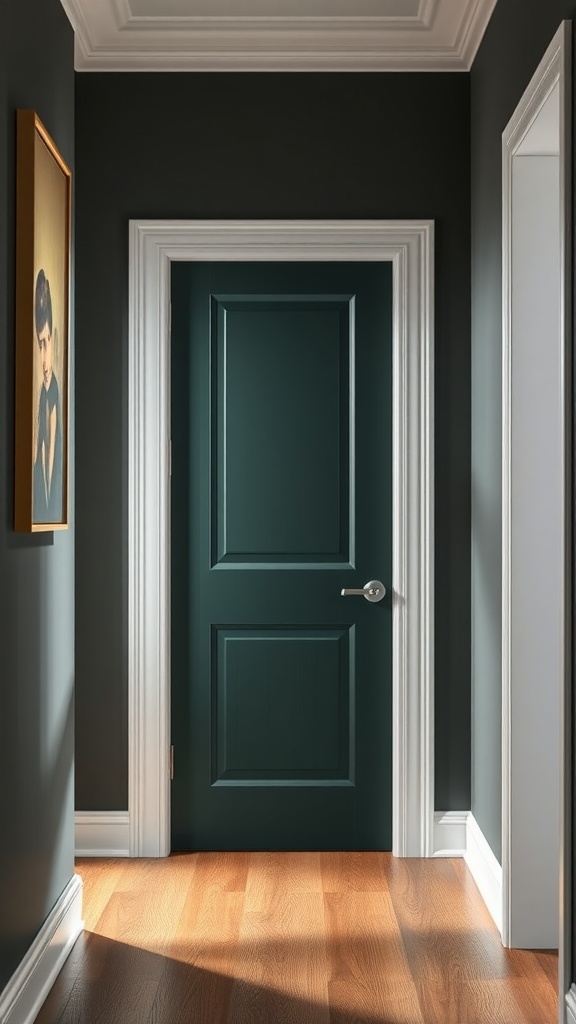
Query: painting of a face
14 110 71 531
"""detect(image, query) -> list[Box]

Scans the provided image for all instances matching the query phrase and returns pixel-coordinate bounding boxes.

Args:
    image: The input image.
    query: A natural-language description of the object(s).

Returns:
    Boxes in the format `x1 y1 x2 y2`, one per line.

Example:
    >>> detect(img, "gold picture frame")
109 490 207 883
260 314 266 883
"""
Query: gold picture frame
14 110 71 532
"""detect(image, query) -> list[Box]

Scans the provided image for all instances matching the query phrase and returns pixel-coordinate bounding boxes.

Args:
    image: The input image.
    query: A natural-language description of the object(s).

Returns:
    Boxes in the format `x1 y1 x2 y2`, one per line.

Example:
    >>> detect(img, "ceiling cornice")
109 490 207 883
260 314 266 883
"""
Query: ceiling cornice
59 0 498 72
455 0 499 69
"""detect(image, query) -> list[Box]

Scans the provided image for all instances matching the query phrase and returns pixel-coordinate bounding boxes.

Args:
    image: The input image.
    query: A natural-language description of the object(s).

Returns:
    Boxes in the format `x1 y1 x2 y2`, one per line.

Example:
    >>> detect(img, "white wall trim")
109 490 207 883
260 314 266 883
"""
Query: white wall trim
60 0 494 71
128 219 434 858
59 0 95 62
433 811 502 936
455 0 499 69
501 21 571 955
75 812 130 857
0 875 83 1024
432 810 468 857
465 813 502 936
566 986 576 1024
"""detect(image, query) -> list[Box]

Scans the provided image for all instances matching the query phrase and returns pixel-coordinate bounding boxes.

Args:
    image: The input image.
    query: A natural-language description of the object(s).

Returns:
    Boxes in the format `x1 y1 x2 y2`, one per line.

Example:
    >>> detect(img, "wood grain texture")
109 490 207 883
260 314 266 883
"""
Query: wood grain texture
324 890 423 1024
32 854 557 1024
227 852 329 1024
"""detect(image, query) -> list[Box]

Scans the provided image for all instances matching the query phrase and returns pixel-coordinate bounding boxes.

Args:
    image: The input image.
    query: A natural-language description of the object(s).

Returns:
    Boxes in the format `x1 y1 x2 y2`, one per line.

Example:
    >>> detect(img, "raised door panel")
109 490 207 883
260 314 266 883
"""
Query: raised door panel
212 294 354 567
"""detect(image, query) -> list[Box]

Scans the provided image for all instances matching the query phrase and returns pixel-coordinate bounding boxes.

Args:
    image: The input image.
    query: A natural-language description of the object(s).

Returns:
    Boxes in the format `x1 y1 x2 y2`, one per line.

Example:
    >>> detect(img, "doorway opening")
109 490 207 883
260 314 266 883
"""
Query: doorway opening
126 220 434 859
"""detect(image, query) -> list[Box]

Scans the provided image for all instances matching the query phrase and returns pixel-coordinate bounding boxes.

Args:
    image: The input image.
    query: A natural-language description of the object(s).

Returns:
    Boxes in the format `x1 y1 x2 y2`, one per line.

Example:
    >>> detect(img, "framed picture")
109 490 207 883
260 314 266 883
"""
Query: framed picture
14 110 71 532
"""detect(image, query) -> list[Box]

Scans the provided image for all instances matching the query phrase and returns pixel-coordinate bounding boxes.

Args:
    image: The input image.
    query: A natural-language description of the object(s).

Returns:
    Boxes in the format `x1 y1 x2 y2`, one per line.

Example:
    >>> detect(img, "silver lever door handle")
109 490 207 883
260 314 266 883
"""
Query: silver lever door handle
340 580 386 603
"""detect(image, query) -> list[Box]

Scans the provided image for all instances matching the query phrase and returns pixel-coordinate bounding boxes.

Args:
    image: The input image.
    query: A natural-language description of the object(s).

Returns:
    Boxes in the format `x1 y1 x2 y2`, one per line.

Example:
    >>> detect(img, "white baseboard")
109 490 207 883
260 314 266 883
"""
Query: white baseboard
432 811 468 856
464 812 502 935
0 874 83 1024
566 985 576 1024
433 810 502 937
75 812 130 857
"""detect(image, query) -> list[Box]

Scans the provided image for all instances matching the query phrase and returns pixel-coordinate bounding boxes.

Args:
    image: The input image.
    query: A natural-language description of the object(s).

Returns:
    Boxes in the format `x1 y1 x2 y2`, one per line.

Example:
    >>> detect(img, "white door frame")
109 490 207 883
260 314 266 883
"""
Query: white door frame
501 13 572 988
127 220 434 859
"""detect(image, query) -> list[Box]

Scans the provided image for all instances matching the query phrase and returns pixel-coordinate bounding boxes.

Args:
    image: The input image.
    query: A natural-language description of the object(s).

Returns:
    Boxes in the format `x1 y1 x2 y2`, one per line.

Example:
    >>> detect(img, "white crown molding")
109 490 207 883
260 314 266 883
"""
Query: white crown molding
112 0 132 27
72 47 468 74
59 0 95 62
59 0 497 71
454 0 499 67
419 0 441 31
0 875 83 1024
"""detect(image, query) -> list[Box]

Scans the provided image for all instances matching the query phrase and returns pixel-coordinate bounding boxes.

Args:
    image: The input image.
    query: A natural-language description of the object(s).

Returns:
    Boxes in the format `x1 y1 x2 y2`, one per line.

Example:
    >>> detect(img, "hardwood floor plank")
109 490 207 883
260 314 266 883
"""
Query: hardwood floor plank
89 856 195 952
441 978 556 1024
321 852 391 893
324 891 423 1024
532 949 559 993
227 853 329 1024
174 850 250 894
245 851 324 899
146 853 249 1023
227 894 330 1024
148 888 245 1024
74 858 130 932
34 929 169 1024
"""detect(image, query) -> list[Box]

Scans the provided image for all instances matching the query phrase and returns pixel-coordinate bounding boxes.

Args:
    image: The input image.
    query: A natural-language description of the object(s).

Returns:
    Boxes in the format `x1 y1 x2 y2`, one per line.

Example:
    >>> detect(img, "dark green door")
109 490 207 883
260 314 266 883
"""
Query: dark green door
171 261 392 851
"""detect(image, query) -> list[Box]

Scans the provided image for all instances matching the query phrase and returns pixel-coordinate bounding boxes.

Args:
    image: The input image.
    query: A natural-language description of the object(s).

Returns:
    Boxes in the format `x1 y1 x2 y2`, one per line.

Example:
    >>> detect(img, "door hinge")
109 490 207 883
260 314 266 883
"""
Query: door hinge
169 745 174 780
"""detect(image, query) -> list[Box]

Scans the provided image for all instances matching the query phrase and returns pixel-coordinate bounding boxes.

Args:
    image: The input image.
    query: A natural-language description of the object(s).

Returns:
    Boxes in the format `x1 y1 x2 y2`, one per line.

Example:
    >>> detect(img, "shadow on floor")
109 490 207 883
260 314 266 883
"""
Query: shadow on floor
34 930 402 1024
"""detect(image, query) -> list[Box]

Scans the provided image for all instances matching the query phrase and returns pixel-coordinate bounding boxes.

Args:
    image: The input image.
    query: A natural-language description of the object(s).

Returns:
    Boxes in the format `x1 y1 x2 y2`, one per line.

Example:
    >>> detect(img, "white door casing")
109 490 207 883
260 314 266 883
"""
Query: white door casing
127 220 434 859
502 15 571 969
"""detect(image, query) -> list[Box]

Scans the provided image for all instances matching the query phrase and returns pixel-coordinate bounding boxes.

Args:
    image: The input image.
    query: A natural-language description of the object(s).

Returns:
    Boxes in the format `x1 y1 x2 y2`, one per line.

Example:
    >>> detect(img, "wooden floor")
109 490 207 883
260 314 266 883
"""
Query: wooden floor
35 854 557 1024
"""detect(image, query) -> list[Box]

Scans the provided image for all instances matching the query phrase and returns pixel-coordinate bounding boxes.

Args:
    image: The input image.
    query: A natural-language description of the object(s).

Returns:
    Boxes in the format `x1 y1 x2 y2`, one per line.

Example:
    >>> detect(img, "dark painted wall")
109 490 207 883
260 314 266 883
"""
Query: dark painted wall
470 0 573 860
0 0 75 993
74 72 471 812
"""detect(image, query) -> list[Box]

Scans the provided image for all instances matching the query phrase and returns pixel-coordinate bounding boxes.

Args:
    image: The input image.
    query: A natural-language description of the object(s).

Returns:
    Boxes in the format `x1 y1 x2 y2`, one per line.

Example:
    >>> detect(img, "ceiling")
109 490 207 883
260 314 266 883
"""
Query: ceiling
59 0 498 72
